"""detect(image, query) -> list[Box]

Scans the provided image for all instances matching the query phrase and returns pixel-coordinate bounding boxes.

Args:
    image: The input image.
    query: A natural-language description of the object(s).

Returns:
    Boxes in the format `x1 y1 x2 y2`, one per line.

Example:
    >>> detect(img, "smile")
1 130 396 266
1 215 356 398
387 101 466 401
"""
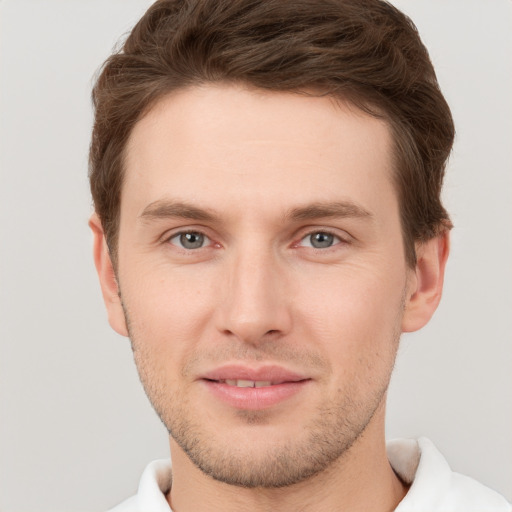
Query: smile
220 379 277 388
200 366 311 410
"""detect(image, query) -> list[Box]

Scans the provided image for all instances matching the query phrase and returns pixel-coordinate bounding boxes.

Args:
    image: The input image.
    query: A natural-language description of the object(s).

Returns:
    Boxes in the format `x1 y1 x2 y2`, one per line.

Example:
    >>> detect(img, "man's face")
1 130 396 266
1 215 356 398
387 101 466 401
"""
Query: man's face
108 85 416 487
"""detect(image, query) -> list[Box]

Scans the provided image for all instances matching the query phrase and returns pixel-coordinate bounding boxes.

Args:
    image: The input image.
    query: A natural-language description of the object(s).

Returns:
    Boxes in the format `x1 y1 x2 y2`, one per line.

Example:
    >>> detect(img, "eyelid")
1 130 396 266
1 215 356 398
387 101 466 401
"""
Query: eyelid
159 225 352 250
299 231 339 247
161 227 217 248
169 231 210 248
294 227 353 248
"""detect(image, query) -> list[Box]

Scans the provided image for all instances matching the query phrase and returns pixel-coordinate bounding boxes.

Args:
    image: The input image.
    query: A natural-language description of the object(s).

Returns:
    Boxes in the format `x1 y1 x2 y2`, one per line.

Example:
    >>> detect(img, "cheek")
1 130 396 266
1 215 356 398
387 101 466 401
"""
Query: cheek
119 263 217 354
298 276 404 402
295 262 405 359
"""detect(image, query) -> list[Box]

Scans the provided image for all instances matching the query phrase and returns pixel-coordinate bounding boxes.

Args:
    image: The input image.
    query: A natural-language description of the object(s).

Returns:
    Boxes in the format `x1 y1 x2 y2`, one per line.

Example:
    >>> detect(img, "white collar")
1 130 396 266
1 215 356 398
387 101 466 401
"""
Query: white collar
127 438 510 512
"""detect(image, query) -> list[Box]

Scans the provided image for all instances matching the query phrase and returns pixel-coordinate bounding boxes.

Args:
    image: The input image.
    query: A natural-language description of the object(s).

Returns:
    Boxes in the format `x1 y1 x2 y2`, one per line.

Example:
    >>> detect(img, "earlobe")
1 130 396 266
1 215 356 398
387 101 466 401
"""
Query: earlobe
401 232 450 333
89 213 129 337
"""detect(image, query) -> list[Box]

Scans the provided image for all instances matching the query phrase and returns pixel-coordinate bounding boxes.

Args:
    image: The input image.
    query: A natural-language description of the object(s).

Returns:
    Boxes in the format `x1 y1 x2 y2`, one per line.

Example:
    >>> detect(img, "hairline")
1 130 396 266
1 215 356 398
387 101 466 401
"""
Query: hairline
105 82 421 268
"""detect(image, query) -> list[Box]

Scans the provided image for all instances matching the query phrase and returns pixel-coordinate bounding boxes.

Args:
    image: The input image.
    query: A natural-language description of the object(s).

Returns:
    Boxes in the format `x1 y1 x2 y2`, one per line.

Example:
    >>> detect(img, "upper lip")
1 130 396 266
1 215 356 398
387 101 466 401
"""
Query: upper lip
201 364 309 384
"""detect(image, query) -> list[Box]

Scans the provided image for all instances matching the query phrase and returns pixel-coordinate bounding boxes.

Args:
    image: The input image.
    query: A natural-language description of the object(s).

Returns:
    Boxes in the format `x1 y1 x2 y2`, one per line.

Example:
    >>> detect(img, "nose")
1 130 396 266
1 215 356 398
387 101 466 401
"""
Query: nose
215 245 293 346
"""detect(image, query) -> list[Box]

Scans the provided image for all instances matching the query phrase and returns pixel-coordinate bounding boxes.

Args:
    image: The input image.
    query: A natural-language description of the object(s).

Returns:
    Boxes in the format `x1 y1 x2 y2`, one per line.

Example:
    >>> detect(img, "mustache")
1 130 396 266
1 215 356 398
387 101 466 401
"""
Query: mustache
179 340 331 378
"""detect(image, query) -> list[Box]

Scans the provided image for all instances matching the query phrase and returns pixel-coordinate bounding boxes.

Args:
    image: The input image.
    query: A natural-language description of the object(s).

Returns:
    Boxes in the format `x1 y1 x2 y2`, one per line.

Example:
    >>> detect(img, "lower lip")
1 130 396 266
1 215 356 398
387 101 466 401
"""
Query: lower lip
202 380 310 410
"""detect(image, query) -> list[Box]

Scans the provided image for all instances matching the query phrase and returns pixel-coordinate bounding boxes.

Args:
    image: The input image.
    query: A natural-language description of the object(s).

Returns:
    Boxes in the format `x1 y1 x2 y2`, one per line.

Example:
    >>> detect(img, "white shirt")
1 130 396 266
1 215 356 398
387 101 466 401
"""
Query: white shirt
107 438 511 511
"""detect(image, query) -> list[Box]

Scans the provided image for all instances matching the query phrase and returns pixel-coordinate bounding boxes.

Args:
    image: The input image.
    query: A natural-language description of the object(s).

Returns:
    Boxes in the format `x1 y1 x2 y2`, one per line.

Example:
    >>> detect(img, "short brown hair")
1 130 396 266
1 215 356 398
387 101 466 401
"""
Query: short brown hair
89 0 454 266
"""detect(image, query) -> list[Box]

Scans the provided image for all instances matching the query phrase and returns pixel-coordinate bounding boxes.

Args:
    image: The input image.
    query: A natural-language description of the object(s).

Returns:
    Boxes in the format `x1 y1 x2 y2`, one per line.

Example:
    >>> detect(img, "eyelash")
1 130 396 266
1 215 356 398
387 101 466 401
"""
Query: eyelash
166 231 213 250
164 228 350 252
295 230 346 250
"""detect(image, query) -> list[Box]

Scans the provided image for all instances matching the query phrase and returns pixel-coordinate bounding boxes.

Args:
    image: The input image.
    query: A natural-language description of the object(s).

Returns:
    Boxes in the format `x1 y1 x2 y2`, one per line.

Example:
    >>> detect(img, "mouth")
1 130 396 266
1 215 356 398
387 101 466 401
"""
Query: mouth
200 365 311 410
210 379 291 388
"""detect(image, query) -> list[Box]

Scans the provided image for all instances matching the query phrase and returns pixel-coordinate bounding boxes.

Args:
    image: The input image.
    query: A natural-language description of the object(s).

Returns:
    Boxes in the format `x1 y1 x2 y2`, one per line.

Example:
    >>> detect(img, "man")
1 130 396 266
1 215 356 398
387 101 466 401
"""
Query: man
88 1 511 511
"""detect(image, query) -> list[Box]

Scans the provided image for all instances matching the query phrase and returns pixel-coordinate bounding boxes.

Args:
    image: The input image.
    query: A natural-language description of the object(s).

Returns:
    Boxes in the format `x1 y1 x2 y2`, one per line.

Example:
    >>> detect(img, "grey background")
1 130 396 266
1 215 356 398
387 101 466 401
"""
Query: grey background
0 1 511 510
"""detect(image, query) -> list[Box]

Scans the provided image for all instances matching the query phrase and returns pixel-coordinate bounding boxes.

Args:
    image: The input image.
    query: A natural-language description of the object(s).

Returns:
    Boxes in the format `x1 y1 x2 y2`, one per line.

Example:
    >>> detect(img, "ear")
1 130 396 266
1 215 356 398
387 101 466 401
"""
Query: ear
402 232 450 333
89 213 129 337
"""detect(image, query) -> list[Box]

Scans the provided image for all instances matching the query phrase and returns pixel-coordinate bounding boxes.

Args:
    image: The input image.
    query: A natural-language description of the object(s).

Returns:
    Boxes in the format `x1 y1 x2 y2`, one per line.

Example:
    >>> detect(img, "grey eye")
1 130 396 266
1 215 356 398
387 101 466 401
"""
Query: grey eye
310 232 335 248
299 231 340 249
170 231 208 249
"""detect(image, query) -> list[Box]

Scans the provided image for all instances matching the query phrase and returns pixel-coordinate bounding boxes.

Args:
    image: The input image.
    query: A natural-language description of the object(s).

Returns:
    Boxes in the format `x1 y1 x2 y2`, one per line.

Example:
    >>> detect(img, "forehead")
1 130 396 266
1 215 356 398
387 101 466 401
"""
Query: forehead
122 84 396 222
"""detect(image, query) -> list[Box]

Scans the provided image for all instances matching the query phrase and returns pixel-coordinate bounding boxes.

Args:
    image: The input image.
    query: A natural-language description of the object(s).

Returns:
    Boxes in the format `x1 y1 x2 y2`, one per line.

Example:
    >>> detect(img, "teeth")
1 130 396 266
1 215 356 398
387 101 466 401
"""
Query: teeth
254 381 272 388
234 379 254 388
223 379 273 388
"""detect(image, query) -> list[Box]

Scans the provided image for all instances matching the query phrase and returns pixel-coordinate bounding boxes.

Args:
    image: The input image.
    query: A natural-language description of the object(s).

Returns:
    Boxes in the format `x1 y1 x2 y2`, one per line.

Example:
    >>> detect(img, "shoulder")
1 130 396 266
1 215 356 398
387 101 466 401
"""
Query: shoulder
388 437 512 512
105 459 173 512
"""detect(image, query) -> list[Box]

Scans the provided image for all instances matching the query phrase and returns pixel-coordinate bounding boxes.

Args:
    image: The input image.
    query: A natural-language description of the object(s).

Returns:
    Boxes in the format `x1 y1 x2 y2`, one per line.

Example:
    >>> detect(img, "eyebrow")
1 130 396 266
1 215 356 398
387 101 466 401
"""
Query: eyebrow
139 200 217 222
286 201 373 222
139 199 373 224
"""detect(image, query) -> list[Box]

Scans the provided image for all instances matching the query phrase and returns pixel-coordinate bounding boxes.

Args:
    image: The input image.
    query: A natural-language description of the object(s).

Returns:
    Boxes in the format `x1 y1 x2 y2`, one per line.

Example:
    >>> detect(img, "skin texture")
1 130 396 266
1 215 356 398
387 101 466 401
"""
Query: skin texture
90 84 449 512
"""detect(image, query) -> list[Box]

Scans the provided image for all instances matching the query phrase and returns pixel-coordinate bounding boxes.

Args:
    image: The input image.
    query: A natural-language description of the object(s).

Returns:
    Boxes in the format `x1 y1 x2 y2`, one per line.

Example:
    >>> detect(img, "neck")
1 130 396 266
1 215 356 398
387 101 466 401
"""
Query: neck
166 411 408 512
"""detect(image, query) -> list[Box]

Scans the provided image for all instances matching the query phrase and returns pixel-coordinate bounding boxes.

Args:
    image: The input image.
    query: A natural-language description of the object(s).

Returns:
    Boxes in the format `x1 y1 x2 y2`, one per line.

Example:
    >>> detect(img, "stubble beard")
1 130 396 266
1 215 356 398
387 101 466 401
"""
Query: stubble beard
165 380 390 488
122 300 403 489
128 344 398 489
